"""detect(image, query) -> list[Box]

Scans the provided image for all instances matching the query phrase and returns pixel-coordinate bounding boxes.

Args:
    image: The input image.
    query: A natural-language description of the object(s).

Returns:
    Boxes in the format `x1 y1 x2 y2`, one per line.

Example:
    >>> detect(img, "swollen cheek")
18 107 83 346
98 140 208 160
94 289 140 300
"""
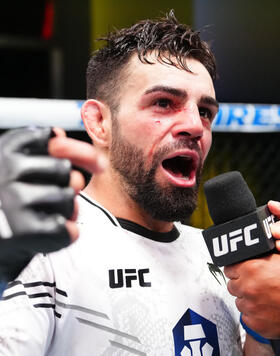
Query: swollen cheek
134 124 158 145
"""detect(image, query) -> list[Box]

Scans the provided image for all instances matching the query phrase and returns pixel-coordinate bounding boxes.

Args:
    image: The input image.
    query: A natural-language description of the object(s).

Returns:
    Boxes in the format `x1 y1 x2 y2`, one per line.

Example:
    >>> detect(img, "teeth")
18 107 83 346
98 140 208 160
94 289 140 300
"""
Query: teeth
178 155 192 160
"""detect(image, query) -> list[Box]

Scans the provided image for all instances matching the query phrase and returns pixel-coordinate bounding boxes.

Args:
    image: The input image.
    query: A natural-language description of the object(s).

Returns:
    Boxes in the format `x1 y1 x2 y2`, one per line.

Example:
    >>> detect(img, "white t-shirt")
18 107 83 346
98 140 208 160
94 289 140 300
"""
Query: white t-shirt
0 193 242 355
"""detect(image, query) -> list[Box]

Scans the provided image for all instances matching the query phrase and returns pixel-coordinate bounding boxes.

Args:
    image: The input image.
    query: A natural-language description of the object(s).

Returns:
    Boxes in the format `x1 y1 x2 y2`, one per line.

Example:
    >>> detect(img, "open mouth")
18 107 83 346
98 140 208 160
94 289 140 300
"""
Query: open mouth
162 155 196 181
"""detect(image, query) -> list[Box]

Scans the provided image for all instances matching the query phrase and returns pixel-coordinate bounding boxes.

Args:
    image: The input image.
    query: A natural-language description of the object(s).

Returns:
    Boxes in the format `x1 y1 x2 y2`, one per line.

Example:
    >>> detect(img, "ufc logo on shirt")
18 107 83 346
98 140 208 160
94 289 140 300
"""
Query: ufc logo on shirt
109 268 151 288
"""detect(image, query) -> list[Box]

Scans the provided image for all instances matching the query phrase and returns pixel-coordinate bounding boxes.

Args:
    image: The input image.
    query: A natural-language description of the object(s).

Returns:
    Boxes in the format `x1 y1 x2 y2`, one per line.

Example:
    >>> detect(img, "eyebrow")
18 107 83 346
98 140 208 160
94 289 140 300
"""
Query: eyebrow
144 85 187 99
144 85 219 110
200 96 219 110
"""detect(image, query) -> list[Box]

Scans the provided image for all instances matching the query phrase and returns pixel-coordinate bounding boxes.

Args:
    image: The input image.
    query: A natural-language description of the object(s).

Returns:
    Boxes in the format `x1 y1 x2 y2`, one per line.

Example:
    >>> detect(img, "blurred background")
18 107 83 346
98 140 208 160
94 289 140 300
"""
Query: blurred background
0 0 279 227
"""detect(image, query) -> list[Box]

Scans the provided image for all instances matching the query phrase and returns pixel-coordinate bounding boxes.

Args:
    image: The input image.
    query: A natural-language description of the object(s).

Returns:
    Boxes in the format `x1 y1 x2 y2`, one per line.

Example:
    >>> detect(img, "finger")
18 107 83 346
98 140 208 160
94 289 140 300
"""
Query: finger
227 279 243 298
275 240 280 251
224 265 240 279
35 186 75 220
4 183 75 221
235 296 261 316
13 155 71 186
235 296 245 313
69 170 85 193
52 127 67 138
270 221 280 239
1 127 52 155
48 136 107 174
268 200 280 218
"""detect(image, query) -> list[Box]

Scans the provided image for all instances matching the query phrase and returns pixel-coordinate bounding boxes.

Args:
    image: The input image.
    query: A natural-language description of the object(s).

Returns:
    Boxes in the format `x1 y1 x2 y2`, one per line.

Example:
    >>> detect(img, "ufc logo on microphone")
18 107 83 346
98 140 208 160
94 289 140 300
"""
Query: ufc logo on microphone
108 268 151 288
212 223 259 257
263 214 275 238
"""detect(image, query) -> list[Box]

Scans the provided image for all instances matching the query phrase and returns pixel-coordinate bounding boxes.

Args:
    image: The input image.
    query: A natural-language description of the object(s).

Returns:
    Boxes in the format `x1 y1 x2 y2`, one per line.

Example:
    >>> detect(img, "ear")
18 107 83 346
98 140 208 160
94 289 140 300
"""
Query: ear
81 99 112 147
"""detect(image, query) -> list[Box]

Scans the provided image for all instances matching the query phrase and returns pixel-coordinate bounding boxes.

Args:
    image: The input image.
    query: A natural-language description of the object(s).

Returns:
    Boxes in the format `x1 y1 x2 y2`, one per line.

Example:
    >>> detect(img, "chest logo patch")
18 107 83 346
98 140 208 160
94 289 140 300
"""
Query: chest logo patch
173 309 220 356
108 268 151 288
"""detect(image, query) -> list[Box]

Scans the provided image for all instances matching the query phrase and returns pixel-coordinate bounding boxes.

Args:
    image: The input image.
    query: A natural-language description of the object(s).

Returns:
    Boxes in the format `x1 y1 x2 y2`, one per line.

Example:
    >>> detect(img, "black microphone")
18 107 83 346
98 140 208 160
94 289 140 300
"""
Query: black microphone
202 171 276 266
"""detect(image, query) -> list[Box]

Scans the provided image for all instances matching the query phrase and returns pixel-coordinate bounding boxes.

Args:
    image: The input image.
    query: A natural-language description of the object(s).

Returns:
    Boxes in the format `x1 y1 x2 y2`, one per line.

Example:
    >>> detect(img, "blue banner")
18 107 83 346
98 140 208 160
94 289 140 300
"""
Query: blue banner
213 104 280 132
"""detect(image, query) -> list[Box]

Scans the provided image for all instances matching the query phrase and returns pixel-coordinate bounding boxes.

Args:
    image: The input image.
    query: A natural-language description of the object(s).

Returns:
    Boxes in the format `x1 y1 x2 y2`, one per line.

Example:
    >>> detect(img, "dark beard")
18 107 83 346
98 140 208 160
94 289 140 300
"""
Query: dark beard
110 123 202 222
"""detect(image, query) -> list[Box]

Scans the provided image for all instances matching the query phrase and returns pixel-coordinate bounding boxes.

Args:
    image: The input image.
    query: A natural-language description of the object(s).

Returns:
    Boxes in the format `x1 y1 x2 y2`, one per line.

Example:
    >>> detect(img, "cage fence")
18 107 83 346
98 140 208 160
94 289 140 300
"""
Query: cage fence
190 132 280 228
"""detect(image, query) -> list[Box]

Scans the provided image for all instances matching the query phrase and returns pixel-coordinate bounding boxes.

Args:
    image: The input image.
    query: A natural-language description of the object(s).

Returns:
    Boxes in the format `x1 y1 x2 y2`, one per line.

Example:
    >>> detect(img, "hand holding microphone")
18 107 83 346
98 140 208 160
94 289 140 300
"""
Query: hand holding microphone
203 171 280 339
202 171 276 266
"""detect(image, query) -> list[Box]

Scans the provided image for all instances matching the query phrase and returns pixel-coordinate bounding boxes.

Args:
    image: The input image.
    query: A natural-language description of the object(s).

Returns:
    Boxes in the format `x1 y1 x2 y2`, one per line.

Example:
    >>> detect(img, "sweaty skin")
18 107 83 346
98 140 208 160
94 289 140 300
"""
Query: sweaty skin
82 54 218 232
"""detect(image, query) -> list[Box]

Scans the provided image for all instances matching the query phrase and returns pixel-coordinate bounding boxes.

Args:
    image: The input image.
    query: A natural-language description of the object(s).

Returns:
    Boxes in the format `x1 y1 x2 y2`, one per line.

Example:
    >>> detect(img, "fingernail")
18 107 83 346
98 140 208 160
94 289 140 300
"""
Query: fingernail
269 200 280 208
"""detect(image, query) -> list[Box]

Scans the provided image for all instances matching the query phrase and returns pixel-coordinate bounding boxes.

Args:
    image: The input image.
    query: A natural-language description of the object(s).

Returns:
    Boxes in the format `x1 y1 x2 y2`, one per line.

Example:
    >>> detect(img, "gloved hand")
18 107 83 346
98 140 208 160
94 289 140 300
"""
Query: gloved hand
0 127 74 281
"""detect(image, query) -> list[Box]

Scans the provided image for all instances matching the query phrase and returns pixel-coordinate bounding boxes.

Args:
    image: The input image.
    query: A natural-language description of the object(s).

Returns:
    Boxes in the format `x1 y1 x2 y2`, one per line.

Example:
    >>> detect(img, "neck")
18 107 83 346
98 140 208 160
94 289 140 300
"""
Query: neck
83 171 174 233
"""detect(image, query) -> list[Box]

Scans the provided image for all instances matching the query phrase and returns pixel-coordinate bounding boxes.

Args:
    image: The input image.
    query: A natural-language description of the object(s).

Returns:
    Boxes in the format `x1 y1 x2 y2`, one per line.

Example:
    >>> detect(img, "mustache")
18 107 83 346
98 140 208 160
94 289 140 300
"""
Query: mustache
152 138 202 165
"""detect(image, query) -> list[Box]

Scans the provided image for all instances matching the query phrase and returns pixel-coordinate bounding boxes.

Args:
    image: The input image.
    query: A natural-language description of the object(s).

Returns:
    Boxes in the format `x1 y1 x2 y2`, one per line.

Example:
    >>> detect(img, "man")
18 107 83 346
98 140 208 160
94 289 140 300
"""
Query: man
0 11 278 355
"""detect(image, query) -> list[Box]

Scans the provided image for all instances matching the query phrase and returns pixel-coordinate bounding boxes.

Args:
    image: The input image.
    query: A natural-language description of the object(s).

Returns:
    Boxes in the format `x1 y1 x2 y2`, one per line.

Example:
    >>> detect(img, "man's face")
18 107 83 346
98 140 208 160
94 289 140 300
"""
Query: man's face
110 54 218 222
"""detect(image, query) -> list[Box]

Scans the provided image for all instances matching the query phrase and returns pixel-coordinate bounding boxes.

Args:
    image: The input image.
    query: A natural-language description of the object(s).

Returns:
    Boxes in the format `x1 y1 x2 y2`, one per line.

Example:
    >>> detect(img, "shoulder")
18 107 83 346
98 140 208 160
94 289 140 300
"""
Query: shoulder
175 222 202 236
77 192 120 228
175 222 207 253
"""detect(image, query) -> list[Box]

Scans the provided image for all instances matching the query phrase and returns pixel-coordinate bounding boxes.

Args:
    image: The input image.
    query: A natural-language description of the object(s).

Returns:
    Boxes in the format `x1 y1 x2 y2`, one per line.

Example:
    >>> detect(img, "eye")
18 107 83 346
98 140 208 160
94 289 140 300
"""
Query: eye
199 107 213 121
154 98 173 109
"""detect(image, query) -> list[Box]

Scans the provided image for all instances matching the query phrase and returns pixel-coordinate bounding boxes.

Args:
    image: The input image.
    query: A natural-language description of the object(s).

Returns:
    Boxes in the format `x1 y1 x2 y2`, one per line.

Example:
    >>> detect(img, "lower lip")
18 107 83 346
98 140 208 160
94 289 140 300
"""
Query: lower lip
159 165 197 188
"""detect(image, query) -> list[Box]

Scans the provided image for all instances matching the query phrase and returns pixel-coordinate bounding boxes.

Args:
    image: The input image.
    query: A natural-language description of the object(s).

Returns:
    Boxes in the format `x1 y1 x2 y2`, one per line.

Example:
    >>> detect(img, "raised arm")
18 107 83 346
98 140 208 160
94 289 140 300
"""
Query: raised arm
0 126 103 288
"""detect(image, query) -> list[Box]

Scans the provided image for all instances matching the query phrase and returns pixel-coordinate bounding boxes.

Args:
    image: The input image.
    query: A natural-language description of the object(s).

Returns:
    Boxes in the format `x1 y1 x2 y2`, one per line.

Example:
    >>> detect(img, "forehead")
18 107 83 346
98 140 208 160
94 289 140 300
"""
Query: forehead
119 52 215 100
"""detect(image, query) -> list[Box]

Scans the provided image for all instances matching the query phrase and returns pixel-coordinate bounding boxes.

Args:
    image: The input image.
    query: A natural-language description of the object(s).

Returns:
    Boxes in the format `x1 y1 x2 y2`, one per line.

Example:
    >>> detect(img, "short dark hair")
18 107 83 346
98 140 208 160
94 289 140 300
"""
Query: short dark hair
86 10 216 111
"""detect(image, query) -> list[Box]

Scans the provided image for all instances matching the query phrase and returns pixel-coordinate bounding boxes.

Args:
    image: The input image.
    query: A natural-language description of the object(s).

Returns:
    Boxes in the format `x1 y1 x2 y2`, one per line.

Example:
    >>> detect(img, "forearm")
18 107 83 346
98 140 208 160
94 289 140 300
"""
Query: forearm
243 334 274 356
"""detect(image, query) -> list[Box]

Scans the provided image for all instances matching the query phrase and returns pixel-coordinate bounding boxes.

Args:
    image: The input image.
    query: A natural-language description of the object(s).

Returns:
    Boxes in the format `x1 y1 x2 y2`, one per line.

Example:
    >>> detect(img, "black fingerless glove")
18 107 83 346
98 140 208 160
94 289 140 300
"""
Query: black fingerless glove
0 127 75 281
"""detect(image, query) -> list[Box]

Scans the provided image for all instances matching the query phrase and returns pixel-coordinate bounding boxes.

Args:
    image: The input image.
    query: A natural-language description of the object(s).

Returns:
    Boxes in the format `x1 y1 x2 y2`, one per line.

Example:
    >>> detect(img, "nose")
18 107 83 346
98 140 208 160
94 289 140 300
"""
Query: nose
171 104 203 140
